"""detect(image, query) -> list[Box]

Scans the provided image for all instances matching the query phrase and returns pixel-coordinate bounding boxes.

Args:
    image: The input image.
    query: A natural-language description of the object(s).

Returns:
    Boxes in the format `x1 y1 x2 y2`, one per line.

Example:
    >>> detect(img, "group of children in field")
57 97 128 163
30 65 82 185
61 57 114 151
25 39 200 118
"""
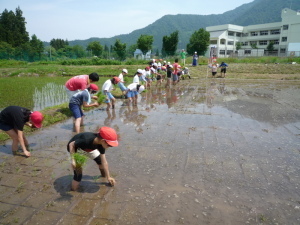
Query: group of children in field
208 59 229 78
0 57 227 191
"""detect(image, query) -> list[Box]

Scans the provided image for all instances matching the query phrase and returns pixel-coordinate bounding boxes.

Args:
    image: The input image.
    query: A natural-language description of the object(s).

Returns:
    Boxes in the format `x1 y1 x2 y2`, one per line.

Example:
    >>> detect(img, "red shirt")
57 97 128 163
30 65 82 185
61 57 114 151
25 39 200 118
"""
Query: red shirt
173 63 179 74
65 75 89 91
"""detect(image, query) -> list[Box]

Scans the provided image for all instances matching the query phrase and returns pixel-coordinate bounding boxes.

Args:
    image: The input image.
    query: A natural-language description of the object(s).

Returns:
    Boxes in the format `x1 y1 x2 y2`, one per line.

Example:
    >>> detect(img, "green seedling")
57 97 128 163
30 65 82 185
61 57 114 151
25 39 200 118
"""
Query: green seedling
16 181 25 193
72 152 88 169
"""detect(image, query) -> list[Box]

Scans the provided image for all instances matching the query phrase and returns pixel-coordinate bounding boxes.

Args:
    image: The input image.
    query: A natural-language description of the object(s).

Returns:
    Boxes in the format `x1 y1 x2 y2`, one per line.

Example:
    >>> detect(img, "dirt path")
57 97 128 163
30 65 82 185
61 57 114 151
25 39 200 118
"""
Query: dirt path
0 78 300 224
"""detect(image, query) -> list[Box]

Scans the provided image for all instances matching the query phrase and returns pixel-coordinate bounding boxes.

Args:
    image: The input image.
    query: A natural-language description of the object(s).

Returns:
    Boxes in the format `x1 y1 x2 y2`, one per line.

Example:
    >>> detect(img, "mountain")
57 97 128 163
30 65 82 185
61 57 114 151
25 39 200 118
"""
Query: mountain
66 0 300 51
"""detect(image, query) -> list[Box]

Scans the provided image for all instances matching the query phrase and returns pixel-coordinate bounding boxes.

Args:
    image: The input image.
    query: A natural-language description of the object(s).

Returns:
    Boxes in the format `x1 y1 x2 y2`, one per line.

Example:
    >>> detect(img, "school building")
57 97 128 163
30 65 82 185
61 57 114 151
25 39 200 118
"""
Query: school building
205 8 300 58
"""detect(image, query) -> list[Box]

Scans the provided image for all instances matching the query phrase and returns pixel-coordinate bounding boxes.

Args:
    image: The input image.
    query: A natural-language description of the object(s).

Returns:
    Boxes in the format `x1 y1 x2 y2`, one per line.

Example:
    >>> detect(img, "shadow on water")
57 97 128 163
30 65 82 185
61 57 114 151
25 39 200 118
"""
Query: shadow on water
53 175 109 198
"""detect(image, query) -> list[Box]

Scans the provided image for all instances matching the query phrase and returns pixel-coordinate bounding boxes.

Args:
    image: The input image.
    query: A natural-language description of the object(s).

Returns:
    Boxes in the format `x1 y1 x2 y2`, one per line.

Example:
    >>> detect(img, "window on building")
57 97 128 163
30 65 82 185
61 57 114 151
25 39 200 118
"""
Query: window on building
219 50 225 55
210 40 217 44
260 30 268 35
236 32 242 37
220 39 226 44
280 48 286 53
281 37 287 42
242 42 248 46
245 50 251 54
228 31 234 36
282 25 289 30
270 29 280 35
259 40 268 45
273 39 279 45
227 41 234 45
251 31 258 36
242 33 248 37
227 50 233 55
250 41 257 45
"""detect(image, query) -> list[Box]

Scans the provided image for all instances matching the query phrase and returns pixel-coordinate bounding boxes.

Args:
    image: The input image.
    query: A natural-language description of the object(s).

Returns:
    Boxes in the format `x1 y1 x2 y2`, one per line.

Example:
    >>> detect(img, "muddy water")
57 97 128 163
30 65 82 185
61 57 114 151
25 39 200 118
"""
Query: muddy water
0 79 299 225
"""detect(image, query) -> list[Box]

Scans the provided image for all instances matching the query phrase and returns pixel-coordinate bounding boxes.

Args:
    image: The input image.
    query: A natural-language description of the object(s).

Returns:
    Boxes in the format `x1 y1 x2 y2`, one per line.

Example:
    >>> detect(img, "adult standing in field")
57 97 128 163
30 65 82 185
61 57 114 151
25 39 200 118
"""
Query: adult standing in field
0 106 44 157
219 62 229 78
65 72 99 99
67 126 118 191
180 49 187 66
192 52 198 67
69 84 99 133
102 77 121 110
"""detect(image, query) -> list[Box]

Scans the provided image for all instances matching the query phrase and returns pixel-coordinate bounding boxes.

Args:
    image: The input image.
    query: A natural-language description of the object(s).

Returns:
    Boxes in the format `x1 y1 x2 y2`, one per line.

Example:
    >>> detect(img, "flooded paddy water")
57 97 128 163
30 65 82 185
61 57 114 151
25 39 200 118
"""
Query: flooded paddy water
0 78 299 224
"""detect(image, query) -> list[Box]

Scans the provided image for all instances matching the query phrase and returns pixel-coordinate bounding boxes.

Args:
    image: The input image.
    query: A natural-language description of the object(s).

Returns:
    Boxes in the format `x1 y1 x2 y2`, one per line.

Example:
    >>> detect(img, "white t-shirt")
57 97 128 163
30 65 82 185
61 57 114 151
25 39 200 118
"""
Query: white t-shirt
118 73 124 82
102 79 113 93
143 70 151 79
133 74 140 84
127 83 138 91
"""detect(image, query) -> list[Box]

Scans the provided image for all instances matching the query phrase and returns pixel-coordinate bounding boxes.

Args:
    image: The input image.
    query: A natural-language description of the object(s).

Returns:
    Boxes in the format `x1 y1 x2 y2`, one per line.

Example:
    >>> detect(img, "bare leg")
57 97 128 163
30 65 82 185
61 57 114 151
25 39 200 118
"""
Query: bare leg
74 117 82 133
5 129 19 152
71 180 80 191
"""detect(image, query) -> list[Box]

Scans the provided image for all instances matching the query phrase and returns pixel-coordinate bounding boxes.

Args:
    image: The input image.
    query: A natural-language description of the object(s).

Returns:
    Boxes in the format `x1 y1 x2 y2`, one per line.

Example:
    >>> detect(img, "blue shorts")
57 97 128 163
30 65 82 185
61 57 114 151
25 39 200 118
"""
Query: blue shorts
118 82 128 92
103 92 114 103
0 122 13 131
127 91 138 98
69 103 84 119
172 73 178 81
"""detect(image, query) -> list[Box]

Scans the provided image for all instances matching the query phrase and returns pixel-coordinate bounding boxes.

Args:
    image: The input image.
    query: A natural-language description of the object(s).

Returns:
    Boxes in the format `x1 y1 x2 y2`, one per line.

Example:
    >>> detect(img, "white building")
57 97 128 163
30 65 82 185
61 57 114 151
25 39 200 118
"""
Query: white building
206 8 300 58
134 49 152 60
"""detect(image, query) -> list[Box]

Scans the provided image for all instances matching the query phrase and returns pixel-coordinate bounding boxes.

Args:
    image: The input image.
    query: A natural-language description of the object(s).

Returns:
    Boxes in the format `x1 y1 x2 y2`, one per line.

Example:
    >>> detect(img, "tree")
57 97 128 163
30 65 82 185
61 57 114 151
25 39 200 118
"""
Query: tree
103 44 110 59
127 44 137 58
137 35 153 56
235 42 242 51
28 34 44 61
50 38 69 50
86 41 103 57
72 45 86 58
186 28 210 56
250 43 258 49
0 7 29 47
113 39 126 60
267 41 275 52
0 41 14 59
162 31 179 56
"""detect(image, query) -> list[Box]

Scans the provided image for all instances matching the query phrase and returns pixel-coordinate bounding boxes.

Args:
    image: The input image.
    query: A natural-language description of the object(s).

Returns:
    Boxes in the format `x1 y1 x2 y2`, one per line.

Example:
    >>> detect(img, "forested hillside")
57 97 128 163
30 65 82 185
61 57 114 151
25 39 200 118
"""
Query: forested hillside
60 0 300 51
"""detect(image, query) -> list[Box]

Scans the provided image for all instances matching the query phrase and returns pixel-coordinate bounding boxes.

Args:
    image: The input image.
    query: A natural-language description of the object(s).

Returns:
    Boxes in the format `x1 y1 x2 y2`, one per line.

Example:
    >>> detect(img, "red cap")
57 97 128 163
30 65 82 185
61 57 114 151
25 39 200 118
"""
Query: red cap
99 127 118 147
113 77 121 84
89 83 99 91
30 111 43 128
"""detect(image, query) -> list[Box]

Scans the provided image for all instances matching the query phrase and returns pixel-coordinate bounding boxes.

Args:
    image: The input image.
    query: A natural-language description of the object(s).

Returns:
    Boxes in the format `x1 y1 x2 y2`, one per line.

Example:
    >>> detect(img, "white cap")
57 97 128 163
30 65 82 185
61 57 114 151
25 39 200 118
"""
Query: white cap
138 85 145 93
153 63 158 67
167 62 170 65
122 69 128 73
137 69 143 74
169 65 173 68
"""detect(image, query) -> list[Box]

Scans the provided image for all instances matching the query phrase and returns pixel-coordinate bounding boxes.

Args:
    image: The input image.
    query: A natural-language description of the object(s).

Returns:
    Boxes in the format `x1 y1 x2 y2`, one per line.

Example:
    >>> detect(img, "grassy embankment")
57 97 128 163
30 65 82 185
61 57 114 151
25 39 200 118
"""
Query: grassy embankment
0 57 299 142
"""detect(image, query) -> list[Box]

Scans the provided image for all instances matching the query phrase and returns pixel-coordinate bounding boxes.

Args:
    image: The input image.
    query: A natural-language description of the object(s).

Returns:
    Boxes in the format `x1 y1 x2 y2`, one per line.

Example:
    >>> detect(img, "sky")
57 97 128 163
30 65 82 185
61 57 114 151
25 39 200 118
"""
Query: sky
1 0 254 42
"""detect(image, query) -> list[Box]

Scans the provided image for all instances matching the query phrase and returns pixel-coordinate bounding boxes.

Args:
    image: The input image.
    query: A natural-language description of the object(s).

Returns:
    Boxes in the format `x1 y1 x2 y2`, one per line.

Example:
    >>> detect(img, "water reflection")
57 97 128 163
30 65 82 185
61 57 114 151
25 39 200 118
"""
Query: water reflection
119 105 146 133
33 83 69 111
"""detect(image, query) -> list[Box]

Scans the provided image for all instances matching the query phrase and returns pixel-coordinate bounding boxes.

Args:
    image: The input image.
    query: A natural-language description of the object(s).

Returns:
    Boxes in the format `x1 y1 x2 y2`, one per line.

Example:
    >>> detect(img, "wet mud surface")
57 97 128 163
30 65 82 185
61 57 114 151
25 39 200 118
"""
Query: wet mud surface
0 79 300 224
